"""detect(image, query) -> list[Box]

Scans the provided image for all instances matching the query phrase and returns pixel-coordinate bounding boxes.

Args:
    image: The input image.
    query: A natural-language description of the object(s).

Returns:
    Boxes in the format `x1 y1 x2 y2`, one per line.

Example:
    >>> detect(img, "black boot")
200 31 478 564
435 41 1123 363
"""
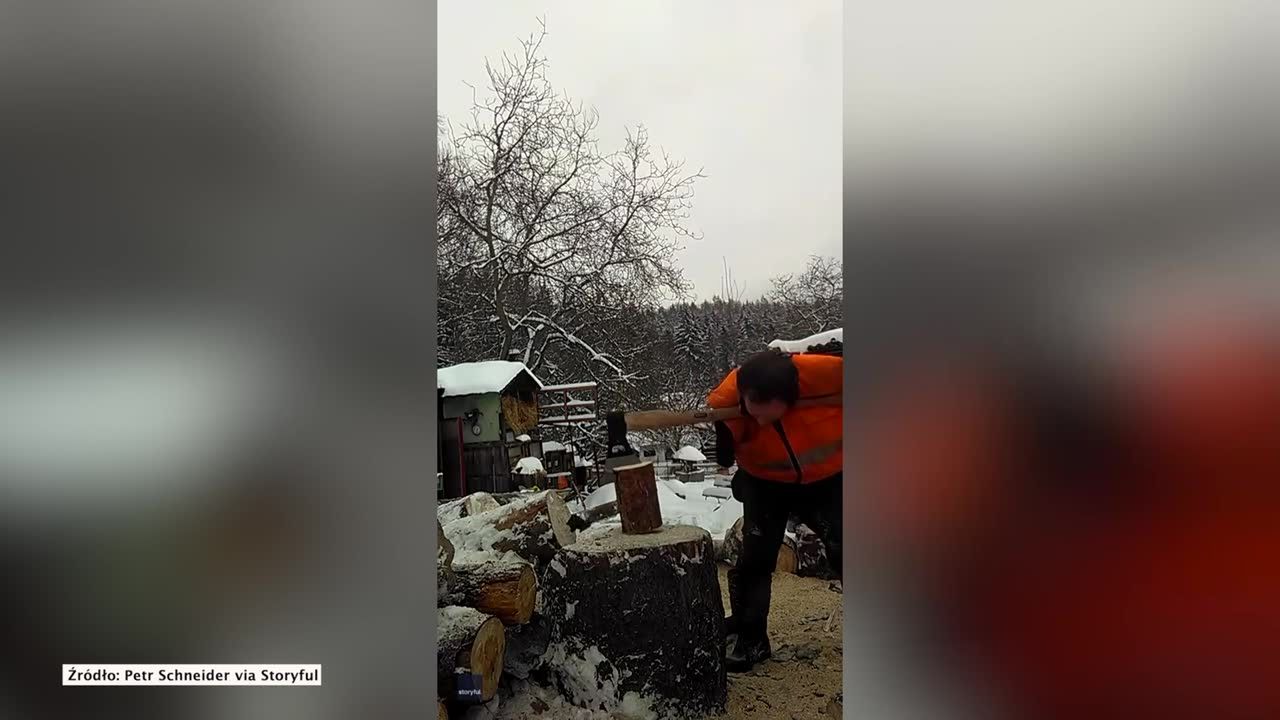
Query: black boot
725 629 771 672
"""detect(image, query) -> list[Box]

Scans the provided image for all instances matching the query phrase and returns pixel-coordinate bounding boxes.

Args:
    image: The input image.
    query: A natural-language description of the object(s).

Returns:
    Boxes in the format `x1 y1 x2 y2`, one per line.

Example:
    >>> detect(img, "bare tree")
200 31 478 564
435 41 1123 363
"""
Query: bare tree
438 21 700 385
767 255 843 336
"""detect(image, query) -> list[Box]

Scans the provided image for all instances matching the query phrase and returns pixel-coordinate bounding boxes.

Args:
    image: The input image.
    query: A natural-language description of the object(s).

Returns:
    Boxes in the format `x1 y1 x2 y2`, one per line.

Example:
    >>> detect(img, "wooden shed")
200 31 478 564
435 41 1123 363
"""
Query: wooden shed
437 361 543 497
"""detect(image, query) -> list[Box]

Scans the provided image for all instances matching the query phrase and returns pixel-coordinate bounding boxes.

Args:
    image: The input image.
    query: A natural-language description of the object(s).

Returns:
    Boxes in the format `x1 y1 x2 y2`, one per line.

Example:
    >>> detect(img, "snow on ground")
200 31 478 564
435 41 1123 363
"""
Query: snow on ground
582 478 743 539
438 360 543 398
672 445 707 463
514 457 545 475
768 328 842 354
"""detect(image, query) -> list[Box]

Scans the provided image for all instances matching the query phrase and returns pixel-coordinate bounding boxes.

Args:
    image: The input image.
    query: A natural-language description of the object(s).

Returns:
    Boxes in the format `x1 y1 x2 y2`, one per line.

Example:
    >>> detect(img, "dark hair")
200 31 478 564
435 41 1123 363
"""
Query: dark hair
737 350 799 406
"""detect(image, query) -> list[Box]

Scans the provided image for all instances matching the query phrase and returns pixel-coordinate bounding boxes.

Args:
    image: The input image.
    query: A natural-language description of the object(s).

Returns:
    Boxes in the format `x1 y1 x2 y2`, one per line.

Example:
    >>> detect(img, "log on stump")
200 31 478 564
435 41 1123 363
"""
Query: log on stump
443 490 576 568
437 606 505 703
612 461 662 534
441 559 536 625
720 516 798 573
503 611 553 680
542 524 726 717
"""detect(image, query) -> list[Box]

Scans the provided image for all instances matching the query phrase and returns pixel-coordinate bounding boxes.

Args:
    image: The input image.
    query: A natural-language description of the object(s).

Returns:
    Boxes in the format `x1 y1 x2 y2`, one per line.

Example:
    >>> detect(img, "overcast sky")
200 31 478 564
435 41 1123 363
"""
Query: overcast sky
438 0 842 301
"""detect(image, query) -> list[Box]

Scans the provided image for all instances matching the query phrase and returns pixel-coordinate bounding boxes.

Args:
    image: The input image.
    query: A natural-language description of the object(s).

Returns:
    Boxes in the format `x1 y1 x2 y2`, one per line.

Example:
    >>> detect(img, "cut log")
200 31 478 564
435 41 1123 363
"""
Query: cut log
437 606 505 703
437 518 455 600
444 490 575 568
441 559 536 625
502 611 553 680
464 492 501 517
612 461 662 534
437 699 447 719
793 522 836 579
581 499 618 525
720 517 744 566
542 524 726 717
720 516 799 573
776 540 799 574
489 488 574 506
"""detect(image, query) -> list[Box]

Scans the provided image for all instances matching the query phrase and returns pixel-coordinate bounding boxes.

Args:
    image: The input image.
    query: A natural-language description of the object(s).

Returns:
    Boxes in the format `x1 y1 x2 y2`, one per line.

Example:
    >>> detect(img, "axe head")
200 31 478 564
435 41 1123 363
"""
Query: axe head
605 411 636 459
604 411 641 480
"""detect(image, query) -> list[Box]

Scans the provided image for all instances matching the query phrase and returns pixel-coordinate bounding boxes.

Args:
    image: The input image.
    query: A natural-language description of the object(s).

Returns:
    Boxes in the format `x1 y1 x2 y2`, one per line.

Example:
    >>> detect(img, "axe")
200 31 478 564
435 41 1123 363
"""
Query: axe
565 395 841 531
604 394 842 465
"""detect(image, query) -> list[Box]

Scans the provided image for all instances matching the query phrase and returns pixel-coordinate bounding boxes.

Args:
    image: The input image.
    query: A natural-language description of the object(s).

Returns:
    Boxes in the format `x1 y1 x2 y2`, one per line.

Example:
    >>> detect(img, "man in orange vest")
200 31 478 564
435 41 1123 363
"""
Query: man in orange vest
708 349 843 672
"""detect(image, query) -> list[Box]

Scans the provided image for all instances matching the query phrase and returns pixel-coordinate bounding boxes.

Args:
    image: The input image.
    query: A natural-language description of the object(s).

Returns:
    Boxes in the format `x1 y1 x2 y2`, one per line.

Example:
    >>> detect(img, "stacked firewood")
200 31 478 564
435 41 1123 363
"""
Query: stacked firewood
714 516 836 578
435 490 579 718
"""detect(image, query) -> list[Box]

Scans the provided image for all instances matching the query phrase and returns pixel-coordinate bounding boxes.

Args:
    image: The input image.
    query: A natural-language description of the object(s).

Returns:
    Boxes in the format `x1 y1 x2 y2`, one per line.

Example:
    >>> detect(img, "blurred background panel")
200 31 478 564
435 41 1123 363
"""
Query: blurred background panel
844 2 1280 718
0 2 437 719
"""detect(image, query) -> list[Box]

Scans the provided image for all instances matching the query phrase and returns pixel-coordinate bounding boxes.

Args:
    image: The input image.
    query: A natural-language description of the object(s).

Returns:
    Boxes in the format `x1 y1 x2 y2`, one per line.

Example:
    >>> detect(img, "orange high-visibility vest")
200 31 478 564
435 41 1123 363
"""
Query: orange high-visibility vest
707 354 843 483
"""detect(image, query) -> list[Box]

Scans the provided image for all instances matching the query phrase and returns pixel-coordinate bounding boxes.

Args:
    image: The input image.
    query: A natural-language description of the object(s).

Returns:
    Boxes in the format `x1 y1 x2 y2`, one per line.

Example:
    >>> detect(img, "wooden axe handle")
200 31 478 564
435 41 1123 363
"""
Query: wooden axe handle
623 394 841 431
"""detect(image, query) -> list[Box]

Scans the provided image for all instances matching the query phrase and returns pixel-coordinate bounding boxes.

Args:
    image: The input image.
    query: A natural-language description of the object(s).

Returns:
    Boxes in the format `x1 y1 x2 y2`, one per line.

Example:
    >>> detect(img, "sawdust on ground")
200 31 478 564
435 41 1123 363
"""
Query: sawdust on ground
713 564 843 720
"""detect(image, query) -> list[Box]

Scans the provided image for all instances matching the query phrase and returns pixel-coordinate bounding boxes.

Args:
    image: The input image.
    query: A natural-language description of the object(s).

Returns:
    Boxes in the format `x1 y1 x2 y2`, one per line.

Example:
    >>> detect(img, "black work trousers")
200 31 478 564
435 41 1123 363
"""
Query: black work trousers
726 469 843 641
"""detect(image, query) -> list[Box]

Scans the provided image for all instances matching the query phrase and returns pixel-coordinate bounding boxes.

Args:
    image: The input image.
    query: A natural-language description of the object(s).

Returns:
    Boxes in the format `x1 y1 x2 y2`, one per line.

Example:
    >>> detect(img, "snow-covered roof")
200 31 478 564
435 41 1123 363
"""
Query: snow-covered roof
673 445 707 462
437 361 543 398
542 440 566 453
768 328 842 354
513 456 544 475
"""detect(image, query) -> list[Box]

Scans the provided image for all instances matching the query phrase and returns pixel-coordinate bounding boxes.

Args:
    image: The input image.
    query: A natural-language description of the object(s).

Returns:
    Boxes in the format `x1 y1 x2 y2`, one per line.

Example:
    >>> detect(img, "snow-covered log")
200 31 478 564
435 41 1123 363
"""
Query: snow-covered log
443 490 575 569
464 492 501 517
441 559 537 625
437 518 455 599
437 606 505 703
438 497 467 525
542 524 727 717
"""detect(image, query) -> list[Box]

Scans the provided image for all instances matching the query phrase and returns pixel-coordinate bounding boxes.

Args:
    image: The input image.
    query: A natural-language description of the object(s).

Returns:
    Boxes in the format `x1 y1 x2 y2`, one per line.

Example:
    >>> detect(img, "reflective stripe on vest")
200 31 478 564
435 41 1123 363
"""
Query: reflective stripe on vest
754 438 842 473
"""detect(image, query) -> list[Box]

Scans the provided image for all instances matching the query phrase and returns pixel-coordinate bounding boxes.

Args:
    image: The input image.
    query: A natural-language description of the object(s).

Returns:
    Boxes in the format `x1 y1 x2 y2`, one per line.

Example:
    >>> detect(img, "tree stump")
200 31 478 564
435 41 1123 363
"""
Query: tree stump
612 461 662 534
443 490 575 568
503 611 553 680
437 606 505 703
441 559 536 625
719 516 798 573
542 524 726 717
